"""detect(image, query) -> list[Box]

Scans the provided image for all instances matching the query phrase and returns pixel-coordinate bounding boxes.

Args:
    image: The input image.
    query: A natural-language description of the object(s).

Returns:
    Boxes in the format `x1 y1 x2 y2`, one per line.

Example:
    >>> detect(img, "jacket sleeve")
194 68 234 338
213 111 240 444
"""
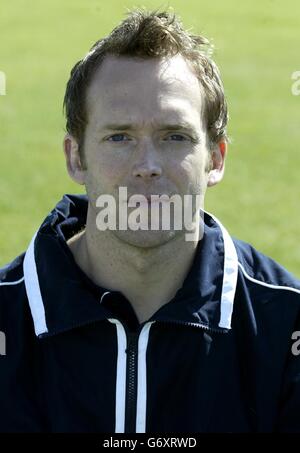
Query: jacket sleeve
275 316 300 432
0 284 47 432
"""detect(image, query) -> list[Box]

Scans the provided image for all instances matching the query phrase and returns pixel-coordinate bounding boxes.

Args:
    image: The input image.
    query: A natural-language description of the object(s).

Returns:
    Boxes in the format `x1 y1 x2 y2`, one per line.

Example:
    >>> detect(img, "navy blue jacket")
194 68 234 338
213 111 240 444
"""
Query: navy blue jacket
1 194 300 433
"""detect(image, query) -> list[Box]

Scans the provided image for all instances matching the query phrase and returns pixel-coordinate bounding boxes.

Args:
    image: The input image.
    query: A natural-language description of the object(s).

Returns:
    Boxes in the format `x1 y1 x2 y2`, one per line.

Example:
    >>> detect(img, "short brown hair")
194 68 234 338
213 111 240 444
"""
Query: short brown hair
63 8 228 160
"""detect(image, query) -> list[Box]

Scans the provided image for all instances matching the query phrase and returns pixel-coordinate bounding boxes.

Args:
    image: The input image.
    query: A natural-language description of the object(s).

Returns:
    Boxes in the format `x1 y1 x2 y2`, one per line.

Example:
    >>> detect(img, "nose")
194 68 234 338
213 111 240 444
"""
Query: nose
132 140 162 180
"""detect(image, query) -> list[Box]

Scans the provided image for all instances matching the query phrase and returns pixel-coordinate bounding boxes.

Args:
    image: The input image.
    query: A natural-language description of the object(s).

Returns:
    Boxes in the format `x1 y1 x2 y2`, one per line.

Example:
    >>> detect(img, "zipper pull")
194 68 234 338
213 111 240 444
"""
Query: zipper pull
126 331 138 354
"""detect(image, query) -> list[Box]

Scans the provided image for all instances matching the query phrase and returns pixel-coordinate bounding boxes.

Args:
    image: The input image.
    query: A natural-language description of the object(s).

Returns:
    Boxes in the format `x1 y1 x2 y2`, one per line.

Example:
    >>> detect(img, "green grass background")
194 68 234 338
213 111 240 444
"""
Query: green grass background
0 0 299 275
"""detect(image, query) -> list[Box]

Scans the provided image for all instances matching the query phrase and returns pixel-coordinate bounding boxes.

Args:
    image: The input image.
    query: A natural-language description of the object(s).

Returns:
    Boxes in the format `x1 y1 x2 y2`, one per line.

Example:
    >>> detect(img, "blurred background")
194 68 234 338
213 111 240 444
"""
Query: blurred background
0 0 299 274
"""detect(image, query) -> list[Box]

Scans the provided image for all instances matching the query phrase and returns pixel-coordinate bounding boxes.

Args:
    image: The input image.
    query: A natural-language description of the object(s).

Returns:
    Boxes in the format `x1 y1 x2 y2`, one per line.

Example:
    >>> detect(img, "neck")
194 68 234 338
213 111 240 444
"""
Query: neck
67 205 200 323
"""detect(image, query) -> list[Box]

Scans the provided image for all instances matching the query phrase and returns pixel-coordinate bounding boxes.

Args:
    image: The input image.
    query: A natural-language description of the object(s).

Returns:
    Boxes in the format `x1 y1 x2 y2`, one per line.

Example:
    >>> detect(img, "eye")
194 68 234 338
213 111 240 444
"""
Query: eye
107 134 131 142
164 134 188 142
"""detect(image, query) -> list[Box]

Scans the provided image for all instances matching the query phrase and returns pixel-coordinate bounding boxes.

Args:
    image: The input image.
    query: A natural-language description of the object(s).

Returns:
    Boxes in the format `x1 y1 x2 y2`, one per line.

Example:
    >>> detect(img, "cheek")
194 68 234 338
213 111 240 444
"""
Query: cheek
86 150 127 185
84 134 128 181
178 154 207 181
97 161 124 181
85 164 124 203
171 153 209 197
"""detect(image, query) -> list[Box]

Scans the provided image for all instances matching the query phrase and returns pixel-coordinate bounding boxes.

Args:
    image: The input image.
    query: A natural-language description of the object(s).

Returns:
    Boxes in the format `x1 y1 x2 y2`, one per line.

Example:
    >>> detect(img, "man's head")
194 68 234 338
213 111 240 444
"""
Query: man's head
64 9 228 165
63 9 228 247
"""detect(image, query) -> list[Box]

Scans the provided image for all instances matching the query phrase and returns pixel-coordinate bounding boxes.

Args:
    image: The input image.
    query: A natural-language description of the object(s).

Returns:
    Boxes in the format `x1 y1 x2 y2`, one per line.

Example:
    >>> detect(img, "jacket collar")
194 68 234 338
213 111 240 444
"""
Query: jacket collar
23 194 238 338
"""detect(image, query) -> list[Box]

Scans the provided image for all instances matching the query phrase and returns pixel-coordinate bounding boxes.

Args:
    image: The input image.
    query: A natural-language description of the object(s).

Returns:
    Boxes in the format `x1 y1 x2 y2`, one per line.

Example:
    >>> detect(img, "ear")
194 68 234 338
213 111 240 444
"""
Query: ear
207 141 227 187
63 133 86 185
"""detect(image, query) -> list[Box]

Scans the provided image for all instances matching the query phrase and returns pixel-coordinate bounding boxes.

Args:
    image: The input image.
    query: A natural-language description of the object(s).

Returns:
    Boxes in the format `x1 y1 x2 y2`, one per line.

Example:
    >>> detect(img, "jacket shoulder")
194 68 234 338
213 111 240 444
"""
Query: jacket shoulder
0 253 26 314
0 253 25 286
233 238 300 293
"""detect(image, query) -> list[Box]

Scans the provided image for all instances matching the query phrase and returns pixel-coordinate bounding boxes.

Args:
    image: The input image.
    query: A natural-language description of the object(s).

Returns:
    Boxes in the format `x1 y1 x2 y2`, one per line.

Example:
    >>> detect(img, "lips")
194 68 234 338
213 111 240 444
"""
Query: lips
127 194 171 204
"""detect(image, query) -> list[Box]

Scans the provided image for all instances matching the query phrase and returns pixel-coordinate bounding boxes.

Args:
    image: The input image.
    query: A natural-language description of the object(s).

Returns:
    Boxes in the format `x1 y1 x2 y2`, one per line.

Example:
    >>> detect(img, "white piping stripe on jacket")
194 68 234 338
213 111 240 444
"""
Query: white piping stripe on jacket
207 212 238 329
0 276 24 286
100 291 111 303
23 213 239 336
23 232 48 336
136 321 155 433
108 319 127 433
238 262 300 294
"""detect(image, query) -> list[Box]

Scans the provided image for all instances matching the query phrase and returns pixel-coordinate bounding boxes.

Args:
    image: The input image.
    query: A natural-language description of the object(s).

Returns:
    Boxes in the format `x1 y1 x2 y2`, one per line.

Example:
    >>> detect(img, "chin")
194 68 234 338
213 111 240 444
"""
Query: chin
111 229 179 249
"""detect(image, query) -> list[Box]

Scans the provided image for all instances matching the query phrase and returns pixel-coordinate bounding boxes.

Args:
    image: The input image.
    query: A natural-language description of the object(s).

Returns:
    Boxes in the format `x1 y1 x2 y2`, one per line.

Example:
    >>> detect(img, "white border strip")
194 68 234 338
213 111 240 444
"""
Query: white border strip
108 318 127 433
23 232 48 336
207 212 238 329
238 262 300 294
100 291 110 303
0 276 24 286
136 321 155 433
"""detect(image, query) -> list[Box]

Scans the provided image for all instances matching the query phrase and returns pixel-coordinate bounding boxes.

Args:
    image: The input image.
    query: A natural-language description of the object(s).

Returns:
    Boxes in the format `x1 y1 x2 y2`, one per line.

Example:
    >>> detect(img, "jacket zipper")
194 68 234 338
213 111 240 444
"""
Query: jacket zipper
122 319 228 433
125 330 139 433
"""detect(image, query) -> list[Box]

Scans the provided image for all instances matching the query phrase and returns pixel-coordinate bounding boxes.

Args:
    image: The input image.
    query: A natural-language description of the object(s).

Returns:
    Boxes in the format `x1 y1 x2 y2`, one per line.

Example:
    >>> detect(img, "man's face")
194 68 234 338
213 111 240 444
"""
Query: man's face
66 54 224 248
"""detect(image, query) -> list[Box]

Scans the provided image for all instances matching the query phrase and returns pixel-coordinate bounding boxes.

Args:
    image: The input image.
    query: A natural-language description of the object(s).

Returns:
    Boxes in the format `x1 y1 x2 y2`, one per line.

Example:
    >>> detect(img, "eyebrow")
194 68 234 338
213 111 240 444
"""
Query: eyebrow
100 122 199 134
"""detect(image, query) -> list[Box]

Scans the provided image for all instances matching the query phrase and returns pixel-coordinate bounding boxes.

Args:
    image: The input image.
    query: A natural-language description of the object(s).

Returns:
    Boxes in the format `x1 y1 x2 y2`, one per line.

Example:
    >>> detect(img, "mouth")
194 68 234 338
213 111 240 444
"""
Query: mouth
127 194 171 205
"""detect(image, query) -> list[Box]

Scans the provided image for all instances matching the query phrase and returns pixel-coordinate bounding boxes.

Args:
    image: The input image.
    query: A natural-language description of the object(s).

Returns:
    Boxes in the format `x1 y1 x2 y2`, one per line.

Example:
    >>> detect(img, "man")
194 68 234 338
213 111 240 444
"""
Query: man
0 9 300 433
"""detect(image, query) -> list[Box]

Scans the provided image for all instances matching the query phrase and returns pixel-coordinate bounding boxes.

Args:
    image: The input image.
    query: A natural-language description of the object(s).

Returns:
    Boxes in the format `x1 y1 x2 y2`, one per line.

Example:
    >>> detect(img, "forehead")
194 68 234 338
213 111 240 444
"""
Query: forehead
86 54 204 127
